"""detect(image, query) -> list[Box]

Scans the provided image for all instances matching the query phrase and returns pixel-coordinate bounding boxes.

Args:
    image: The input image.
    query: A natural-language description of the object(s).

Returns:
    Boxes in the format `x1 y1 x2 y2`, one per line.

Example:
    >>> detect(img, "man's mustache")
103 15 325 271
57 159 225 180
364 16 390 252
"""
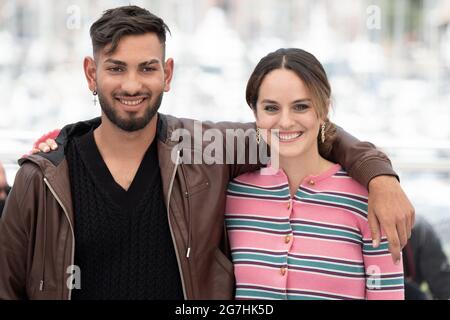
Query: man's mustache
112 92 151 98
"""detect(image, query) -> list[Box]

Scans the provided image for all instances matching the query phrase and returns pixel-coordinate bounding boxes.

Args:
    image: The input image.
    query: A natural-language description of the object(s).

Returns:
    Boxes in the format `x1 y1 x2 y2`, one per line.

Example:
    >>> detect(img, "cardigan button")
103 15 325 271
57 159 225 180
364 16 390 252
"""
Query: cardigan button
308 180 315 186
280 267 287 276
284 235 291 244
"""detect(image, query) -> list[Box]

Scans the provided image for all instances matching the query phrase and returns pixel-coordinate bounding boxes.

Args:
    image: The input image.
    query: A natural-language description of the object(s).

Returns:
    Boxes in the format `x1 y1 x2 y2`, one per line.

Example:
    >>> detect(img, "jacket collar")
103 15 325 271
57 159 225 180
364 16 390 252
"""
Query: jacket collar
19 113 176 168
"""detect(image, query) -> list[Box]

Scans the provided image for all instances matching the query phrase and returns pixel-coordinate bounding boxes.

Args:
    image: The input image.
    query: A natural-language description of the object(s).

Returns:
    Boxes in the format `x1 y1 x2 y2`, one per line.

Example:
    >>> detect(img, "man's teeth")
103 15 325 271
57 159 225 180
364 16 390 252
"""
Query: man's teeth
278 132 302 140
119 99 144 106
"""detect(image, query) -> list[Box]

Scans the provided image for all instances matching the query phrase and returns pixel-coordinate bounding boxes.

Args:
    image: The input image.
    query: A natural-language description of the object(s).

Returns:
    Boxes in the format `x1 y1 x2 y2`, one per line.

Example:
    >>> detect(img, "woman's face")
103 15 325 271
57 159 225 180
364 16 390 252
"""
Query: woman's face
255 68 323 159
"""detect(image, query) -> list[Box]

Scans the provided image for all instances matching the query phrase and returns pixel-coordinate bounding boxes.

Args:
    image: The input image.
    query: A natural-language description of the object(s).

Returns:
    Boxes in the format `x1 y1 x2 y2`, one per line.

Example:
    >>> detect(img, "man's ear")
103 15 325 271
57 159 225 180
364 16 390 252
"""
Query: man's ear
83 56 97 92
163 58 174 92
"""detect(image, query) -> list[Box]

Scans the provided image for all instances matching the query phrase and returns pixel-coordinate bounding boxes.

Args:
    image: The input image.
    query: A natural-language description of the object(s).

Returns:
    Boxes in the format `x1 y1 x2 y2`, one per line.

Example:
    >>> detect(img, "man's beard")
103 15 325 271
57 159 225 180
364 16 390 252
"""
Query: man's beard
97 91 163 132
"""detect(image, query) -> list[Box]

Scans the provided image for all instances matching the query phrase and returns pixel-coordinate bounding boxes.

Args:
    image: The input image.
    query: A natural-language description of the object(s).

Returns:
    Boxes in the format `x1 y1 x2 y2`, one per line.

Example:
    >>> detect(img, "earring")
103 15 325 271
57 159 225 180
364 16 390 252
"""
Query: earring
92 89 98 106
321 122 326 144
256 127 261 144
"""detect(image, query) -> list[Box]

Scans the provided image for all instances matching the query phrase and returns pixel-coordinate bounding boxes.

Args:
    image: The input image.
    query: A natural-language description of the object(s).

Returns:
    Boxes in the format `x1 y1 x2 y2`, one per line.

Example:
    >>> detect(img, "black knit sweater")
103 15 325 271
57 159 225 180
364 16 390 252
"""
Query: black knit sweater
66 130 183 300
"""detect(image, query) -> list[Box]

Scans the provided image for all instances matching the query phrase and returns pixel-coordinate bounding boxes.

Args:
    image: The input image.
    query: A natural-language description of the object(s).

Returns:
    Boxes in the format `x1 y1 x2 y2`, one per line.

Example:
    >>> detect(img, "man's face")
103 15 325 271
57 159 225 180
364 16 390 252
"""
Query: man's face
88 33 173 132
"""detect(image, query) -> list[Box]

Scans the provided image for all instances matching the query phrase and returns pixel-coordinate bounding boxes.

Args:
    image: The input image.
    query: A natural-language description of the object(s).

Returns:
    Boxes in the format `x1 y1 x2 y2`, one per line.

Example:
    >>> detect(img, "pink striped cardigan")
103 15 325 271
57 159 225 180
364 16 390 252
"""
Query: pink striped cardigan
225 163 404 300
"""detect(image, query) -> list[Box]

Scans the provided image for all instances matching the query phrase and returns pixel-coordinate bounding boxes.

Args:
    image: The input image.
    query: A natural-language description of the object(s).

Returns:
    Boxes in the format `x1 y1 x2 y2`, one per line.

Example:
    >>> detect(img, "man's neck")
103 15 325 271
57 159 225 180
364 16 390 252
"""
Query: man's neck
93 114 157 161
92 114 158 191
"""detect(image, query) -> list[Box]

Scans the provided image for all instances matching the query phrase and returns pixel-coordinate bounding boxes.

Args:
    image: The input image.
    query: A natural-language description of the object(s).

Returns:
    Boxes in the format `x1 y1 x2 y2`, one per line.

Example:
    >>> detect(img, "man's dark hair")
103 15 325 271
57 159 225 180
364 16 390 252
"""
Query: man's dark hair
90 5 170 56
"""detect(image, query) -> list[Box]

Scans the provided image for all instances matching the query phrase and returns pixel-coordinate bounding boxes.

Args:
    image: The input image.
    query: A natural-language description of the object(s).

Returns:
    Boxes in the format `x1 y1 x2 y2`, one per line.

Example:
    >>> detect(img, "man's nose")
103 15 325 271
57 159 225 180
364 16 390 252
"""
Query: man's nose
121 72 144 95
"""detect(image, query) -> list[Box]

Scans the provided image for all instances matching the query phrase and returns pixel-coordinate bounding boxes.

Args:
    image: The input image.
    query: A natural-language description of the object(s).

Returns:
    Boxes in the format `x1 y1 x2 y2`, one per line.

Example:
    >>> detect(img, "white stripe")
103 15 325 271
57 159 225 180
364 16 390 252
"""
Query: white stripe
225 214 289 222
238 282 286 291
293 199 368 221
299 186 368 202
290 220 361 237
232 246 288 254
291 217 360 233
293 231 362 244
232 179 289 190
288 267 365 278
287 288 363 300
288 252 364 264
228 191 288 200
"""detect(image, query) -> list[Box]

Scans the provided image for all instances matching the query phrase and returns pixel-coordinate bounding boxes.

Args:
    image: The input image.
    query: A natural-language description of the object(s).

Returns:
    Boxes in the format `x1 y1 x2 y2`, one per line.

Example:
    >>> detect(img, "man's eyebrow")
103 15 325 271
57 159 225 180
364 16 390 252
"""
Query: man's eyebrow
104 58 127 66
138 59 160 67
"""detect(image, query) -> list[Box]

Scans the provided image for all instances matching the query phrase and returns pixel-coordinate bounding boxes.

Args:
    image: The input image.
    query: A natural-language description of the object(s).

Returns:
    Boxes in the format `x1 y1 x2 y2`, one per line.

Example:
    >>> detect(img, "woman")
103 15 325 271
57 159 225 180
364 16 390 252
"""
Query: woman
225 48 404 300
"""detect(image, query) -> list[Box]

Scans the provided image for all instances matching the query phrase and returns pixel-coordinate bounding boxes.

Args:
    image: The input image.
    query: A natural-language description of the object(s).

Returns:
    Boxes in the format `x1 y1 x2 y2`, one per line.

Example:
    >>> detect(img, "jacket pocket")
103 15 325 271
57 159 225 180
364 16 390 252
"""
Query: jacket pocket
214 247 234 277
201 248 234 300
186 180 210 197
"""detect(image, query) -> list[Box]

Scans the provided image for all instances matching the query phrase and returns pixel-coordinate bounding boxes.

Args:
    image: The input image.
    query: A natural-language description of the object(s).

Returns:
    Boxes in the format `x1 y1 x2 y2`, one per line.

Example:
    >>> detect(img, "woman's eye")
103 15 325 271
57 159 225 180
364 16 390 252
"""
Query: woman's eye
264 105 278 112
294 104 309 111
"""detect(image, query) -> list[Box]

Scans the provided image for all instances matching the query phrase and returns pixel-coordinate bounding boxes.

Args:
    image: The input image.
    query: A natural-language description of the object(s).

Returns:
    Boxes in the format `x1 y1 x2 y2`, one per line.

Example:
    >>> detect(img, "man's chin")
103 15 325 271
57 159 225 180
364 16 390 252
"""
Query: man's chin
105 109 157 132
98 92 163 133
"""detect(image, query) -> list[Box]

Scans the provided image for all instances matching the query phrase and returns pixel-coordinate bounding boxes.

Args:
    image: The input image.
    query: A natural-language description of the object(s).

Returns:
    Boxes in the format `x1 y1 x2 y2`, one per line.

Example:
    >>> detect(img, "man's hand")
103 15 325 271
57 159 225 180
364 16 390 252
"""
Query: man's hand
368 175 415 264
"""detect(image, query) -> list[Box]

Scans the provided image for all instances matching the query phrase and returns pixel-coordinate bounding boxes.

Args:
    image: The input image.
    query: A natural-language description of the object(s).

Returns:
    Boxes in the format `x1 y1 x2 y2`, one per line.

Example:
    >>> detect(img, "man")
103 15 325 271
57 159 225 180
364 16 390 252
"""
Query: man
0 5 414 300
403 216 450 300
0 161 10 218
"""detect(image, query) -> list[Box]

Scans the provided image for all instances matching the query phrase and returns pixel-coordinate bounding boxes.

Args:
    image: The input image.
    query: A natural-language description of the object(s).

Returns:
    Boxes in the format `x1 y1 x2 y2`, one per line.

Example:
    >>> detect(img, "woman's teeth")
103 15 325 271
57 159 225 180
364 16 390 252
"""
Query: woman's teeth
278 132 303 141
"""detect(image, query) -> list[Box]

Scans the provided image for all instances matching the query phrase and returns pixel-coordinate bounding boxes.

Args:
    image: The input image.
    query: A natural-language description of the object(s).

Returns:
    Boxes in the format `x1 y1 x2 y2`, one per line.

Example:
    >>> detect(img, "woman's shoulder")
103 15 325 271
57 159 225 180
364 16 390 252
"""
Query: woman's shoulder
323 167 369 198
228 168 285 190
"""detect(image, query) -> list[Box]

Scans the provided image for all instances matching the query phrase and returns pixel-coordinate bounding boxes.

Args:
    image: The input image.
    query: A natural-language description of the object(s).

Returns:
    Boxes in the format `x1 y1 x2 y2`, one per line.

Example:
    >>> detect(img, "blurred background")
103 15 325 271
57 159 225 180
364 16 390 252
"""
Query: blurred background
0 0 449 258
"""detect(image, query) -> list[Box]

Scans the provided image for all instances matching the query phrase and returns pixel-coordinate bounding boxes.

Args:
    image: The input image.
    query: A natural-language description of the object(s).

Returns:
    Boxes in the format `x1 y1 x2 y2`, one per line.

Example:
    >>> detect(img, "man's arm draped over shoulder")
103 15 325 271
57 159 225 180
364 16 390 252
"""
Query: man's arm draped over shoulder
31 121 415 264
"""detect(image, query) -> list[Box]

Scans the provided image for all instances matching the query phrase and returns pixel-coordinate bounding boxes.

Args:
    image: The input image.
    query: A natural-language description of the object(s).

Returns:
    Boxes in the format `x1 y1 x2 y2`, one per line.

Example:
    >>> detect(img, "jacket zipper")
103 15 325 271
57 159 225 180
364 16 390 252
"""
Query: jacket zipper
39 185 48 292
43 177 75 300
179 162 192 259
166 150 188 299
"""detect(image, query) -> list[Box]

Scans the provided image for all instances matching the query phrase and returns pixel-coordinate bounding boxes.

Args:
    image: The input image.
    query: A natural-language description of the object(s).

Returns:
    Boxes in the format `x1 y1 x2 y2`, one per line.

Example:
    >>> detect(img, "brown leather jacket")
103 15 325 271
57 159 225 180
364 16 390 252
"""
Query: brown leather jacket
0 114 396 300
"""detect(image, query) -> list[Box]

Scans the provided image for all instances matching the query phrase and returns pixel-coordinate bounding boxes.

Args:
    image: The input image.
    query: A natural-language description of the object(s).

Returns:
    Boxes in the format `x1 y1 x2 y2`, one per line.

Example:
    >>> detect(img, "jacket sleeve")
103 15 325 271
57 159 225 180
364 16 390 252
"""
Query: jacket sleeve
208 120 397 185
0 164 39 299
415 219 450 300
329 125 398 188
184 119 261 179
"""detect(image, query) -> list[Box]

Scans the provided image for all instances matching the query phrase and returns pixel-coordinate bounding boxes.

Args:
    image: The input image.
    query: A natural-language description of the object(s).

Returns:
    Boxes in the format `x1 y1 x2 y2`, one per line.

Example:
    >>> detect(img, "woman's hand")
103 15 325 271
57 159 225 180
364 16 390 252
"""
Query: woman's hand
29 129 60 154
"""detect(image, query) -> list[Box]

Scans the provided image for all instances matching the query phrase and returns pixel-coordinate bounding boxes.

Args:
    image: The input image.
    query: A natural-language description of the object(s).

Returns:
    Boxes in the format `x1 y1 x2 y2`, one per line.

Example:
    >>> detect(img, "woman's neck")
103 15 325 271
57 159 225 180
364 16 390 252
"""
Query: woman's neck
277 149 334 197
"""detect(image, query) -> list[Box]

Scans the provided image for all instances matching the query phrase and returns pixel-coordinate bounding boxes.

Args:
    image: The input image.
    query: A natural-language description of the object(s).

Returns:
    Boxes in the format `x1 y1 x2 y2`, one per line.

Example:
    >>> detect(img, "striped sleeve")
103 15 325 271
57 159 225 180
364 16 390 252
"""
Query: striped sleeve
360 223 405 300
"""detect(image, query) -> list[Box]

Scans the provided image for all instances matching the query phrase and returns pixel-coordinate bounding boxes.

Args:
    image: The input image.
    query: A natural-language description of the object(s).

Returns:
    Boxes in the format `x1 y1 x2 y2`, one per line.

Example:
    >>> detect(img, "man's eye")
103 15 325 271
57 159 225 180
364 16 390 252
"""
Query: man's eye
142 67 156 72
108 67 124 72
264 105 278 112
108 67 125 72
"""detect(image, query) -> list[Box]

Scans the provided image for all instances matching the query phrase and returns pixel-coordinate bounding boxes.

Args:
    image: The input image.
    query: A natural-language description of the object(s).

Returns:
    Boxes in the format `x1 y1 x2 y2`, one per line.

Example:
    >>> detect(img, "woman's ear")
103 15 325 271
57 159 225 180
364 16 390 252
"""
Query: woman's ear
252 105 258 119
326 98 332 113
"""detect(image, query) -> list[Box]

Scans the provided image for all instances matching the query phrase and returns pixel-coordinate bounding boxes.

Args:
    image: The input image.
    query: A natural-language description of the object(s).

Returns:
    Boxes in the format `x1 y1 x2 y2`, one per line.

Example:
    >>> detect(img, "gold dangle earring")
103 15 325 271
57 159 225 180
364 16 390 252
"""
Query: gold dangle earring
256 127 261 144
321 122 326 144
